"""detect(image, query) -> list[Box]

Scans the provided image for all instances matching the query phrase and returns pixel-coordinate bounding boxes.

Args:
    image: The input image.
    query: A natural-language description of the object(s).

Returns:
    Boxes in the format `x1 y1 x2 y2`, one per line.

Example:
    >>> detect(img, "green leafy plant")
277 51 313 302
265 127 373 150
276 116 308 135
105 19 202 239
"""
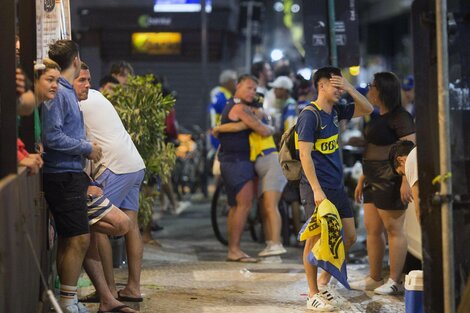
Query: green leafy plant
106 74 176 226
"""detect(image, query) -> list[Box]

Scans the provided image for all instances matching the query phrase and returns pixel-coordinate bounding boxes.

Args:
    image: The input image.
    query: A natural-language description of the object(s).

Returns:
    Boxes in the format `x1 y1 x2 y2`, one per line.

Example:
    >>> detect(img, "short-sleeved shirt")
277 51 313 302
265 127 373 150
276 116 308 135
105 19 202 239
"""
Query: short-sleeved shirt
363 106 415 161
364 107 415 146
295 102 355 189
405 147 418 187
209 86 232 149
281 99 298 134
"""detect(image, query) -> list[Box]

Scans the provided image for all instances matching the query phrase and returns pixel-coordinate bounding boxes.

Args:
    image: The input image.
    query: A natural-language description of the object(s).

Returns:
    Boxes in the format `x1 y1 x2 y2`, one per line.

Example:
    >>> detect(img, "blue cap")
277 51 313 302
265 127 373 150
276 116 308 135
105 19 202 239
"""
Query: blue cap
402 75 414 91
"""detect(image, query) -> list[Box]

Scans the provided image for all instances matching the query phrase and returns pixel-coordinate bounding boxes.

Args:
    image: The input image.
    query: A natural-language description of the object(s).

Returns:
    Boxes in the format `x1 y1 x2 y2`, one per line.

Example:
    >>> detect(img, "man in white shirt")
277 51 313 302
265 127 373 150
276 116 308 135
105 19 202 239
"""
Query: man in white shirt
389 140 420 220
75 62 146 305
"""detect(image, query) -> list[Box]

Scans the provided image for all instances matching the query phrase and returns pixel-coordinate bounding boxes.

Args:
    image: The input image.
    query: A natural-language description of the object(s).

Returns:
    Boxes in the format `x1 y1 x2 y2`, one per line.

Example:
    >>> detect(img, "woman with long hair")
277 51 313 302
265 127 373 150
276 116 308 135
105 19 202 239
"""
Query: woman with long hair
351 72 416 295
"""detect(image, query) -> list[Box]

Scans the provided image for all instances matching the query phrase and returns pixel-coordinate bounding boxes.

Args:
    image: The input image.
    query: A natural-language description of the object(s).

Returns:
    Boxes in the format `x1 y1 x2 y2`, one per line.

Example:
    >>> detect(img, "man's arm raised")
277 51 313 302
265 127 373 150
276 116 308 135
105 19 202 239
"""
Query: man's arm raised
330 75 374 118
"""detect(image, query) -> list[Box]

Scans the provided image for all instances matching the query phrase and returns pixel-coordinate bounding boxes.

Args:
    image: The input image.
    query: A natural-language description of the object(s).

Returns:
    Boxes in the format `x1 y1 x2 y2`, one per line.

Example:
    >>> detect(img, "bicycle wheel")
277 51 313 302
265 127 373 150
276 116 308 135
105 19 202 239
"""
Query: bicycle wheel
211 180 229 245
278 199 292 246
249 202 264 243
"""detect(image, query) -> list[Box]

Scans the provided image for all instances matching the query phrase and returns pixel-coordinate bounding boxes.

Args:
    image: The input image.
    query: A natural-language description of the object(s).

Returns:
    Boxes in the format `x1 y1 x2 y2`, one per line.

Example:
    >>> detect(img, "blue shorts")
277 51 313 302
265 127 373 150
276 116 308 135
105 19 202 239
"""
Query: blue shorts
220 161 255 206
299 179 353 219
95 168 145 211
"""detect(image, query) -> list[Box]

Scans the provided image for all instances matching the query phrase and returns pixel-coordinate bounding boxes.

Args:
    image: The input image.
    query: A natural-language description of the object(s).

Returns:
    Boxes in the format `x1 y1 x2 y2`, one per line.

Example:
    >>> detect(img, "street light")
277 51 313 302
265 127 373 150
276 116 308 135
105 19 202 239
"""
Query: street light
270 49 283 62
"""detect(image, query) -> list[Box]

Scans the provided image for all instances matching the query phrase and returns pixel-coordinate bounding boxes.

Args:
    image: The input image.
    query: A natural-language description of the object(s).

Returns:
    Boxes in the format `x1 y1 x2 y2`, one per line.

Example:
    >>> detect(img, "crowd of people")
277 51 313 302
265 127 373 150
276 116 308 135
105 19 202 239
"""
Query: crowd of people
208 61 418 311
16 39 143 313
13 33 421 312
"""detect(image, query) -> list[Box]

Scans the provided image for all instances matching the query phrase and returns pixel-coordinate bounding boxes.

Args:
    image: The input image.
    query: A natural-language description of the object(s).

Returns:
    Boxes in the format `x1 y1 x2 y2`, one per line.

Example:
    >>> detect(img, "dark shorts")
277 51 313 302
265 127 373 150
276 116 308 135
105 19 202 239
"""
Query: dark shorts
282 181 301 203
220 160 256 206
363 160 405 210
43 172 90 238
299 179 353 219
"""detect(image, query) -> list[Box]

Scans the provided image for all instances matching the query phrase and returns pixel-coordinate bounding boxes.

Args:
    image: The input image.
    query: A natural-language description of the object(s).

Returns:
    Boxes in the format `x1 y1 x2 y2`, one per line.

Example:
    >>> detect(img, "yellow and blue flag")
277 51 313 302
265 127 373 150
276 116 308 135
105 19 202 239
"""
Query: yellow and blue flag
298 199 350 289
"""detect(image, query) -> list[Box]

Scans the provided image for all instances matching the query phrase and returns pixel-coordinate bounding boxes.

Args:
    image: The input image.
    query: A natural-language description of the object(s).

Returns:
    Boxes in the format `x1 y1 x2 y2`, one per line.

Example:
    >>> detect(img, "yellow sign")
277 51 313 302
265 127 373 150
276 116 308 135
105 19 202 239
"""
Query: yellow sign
132 32 182 55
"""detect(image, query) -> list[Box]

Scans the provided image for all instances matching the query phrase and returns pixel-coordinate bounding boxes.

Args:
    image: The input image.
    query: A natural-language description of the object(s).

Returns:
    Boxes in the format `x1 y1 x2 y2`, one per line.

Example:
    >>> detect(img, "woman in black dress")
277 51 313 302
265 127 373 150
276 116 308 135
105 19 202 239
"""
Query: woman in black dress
350 72 415 295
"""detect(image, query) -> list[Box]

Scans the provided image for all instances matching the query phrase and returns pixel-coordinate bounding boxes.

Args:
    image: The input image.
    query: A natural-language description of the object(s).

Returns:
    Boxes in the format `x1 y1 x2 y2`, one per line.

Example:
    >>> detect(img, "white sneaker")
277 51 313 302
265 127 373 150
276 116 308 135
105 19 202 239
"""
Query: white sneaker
63 304 79 313
374 278 405 295
258 243 287 257
349 276 384 291
173 201 190 215
319 289 341 307
306 293 335 311
76 302 89 313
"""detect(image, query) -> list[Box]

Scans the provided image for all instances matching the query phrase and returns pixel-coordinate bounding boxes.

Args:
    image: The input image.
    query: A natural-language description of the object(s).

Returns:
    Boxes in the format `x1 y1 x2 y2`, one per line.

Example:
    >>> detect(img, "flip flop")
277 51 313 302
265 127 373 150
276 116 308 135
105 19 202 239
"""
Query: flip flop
226 256 259 263
97 304 135 313
79 291 100 303
117 290 143 302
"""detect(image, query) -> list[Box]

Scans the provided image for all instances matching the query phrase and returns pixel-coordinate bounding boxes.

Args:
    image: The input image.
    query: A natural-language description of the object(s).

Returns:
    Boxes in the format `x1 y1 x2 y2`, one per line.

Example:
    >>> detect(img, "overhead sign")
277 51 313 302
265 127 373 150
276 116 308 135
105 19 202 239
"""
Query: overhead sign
154 0 212 13
132 32 182 55
303 0 359 68
138 15 173 28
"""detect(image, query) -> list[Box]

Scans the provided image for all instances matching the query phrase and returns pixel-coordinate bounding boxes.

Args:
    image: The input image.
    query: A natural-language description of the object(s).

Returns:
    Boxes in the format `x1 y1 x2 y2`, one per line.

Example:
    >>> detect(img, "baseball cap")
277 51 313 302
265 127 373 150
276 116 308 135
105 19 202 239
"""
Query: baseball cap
269 76 293 91
402 75 414 91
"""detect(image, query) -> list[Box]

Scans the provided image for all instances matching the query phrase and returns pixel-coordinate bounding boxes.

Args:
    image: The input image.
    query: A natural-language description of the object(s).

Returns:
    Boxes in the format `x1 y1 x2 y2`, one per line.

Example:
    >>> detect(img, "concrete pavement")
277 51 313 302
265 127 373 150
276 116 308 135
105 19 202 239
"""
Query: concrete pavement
79 195 405 313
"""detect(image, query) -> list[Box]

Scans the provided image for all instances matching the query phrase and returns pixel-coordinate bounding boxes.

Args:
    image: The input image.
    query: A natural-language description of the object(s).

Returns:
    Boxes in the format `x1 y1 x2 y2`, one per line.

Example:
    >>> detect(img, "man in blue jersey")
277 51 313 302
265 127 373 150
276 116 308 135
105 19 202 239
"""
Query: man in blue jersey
296 67 373 311
208 69 237 150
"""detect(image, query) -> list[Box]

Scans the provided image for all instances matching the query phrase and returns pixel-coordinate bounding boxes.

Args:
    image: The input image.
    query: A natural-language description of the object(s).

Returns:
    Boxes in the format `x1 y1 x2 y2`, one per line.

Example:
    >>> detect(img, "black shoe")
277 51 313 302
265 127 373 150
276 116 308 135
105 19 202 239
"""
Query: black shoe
151 223 164 232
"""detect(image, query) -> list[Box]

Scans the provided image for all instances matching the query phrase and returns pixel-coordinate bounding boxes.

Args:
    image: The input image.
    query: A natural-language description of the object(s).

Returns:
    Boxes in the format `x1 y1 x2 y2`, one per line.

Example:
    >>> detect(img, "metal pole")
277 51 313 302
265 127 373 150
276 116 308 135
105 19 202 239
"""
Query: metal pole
245 1 254 73
201 0 208 128
327 0 338 67
201 0 209 197
435 0 455 312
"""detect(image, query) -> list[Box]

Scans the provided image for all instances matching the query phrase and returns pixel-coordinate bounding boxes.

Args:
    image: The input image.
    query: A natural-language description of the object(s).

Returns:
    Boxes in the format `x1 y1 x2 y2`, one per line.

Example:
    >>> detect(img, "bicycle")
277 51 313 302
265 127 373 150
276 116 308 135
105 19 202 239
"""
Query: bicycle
211 179 298 246
210 179 263 246
172 125 209 199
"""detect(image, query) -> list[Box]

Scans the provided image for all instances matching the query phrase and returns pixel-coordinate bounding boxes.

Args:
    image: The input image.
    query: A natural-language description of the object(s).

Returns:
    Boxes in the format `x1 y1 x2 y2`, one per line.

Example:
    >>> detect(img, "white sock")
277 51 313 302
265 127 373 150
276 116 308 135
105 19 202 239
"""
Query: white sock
59 284 77 307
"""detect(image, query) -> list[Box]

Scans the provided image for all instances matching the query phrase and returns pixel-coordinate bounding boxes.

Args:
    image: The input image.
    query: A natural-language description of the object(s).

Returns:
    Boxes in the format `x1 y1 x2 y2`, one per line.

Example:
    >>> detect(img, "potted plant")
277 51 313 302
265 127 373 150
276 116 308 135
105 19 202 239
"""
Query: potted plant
106 74 176 228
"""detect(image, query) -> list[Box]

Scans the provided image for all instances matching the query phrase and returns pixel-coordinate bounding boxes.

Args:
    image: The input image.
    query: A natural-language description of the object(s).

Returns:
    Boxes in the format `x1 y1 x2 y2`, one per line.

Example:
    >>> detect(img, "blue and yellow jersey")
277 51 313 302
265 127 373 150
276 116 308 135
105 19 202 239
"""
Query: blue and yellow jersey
208 86 232 149
209 86 232 128
295 102 355 188
248 114 277 161
249 132 277 161
281 98 298 134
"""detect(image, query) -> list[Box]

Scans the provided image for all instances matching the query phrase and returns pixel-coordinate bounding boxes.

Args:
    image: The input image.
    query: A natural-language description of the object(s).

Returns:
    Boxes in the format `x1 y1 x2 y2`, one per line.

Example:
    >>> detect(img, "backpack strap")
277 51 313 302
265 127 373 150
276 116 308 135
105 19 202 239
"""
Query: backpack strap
301 104 321 132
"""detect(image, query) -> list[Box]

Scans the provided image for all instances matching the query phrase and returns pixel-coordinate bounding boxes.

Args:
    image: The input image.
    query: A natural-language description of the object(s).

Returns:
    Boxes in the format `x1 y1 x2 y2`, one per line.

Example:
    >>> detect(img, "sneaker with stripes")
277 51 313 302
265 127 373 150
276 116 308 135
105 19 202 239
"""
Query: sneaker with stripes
306 293 335 311
320 289 341 307
374 277 405 295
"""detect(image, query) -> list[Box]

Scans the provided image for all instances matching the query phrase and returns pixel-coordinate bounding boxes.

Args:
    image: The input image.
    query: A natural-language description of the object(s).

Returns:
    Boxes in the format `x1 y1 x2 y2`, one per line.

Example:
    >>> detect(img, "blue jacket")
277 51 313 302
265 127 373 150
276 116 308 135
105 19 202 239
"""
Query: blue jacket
42 77 92 173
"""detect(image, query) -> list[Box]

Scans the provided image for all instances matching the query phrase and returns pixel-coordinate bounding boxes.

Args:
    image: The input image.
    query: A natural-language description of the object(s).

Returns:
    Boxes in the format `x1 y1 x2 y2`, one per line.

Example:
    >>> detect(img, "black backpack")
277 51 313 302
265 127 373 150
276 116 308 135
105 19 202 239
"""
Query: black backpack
278 105 321 182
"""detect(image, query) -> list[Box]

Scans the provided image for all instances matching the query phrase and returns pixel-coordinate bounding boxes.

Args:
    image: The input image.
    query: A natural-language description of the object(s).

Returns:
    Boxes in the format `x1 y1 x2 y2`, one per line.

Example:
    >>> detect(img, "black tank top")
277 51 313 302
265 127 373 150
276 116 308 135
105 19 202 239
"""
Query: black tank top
218 98 252 162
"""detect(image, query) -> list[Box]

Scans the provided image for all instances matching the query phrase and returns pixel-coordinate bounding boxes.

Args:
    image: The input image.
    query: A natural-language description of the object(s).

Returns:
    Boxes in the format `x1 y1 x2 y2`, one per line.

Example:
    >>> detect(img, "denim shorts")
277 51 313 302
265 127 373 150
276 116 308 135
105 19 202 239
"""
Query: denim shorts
95 168 145 211
220 160 256 206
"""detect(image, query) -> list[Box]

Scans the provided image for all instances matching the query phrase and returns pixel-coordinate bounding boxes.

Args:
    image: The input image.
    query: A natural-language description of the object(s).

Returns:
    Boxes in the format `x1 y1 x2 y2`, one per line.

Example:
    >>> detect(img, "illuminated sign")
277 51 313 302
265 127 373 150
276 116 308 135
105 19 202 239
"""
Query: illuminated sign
132 32 182 55
154 0 212 13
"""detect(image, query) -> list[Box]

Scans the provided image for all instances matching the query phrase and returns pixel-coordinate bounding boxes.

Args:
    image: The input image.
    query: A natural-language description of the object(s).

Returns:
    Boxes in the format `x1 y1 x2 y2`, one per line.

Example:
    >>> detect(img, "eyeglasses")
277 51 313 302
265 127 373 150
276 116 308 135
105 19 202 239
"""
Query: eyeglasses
367 82 376 88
